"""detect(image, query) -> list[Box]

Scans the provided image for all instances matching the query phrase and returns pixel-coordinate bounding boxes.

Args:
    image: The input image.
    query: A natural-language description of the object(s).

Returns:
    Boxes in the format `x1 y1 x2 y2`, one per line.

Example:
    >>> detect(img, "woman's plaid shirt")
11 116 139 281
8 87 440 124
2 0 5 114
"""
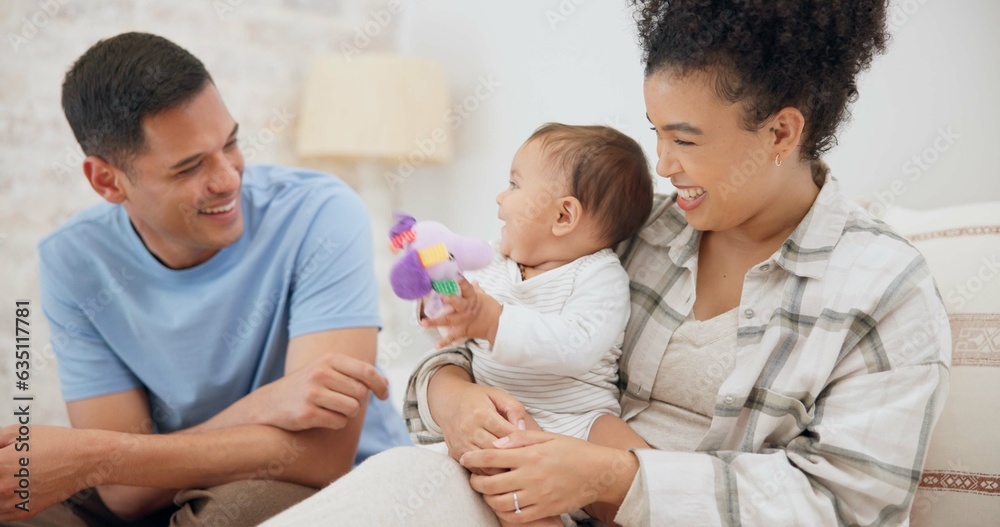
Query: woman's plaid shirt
405 175 951 526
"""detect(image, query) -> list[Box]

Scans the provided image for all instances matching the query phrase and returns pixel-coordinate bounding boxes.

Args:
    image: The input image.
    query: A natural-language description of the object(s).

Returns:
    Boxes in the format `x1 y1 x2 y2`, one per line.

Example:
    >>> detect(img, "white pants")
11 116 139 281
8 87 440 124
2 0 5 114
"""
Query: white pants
261 446 502 527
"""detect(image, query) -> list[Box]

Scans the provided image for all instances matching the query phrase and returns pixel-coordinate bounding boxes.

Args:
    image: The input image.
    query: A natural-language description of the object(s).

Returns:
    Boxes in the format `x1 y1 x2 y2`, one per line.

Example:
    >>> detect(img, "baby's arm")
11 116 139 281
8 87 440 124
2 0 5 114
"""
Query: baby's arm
489 258 631 377
421 279 502 349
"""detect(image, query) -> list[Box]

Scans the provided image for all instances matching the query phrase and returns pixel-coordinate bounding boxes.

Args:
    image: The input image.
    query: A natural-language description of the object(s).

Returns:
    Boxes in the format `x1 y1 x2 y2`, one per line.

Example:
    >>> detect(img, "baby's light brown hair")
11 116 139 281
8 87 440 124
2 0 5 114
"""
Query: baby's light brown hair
527 123 654 246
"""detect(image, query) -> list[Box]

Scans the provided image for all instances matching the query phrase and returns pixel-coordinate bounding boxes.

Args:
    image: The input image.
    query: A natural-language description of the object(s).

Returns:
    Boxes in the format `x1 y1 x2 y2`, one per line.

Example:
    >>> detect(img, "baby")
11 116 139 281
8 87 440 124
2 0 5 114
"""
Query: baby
421 123 654 522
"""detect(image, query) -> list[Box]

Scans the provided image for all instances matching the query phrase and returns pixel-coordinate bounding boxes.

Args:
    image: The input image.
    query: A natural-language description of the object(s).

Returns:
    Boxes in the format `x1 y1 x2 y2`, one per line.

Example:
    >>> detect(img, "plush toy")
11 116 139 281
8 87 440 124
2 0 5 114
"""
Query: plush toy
388 213 493 319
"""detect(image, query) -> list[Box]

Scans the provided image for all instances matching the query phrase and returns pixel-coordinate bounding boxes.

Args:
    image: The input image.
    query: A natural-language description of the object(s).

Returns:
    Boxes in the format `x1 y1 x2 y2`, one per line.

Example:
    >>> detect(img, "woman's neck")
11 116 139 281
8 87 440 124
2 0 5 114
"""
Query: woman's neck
711 165 821 255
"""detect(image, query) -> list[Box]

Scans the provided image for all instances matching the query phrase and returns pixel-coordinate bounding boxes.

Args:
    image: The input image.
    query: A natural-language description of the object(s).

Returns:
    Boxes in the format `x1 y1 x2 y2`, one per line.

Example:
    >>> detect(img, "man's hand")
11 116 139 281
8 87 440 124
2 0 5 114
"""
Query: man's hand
248 351 389 432
422 279 503 349
0 425 101 522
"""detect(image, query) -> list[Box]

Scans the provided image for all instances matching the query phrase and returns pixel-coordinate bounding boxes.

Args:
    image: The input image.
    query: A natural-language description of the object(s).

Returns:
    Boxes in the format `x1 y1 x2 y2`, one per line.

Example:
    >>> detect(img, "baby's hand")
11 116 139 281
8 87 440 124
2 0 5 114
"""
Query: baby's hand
422 279 502 348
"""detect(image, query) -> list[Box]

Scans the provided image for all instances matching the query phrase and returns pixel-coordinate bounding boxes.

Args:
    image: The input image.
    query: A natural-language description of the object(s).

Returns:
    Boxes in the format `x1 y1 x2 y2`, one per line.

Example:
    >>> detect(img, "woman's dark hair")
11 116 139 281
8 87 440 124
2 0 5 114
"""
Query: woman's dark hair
62 32 212 174
630 0 889 174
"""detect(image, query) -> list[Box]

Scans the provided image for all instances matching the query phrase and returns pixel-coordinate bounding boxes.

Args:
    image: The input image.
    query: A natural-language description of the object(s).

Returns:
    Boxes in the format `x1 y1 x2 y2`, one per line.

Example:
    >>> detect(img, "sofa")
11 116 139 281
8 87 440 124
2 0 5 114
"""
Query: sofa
876 200 1000 526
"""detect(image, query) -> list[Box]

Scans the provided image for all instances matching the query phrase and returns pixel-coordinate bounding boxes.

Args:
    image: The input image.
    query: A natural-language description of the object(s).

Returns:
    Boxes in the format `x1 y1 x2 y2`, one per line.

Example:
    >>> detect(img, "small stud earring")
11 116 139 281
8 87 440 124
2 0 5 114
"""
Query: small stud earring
774 154 781 167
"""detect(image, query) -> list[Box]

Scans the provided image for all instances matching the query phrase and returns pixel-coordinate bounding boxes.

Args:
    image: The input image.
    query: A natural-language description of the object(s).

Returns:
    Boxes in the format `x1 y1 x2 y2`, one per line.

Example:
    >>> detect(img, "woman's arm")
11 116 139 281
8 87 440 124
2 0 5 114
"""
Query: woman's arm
463 267 952 526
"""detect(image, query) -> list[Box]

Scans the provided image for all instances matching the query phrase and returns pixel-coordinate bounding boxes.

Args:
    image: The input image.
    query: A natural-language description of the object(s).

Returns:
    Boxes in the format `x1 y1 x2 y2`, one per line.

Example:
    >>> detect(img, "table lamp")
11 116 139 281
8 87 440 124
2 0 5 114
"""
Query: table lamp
296 53 453 334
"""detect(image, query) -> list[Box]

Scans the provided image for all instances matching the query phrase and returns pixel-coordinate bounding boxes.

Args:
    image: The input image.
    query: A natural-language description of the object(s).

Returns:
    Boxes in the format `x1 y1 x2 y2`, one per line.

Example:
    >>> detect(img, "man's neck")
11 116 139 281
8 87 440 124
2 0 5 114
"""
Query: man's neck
129 220 217 270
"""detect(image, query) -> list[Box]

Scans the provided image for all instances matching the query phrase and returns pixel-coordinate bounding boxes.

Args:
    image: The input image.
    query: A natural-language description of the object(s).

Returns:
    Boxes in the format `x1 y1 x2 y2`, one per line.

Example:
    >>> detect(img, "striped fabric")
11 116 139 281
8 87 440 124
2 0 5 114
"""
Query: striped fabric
405 175 951 526
467 247 625 439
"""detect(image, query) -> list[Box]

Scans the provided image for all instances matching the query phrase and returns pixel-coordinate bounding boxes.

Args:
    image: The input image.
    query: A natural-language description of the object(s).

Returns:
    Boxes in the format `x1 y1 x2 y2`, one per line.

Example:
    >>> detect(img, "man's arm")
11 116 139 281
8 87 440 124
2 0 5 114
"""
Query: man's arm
18 327 382 522
64 389 178 520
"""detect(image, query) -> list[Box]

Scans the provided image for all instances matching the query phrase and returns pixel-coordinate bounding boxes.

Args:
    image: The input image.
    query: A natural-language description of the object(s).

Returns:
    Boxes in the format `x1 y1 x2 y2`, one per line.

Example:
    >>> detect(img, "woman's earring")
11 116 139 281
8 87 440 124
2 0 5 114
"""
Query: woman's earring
774 154 781 167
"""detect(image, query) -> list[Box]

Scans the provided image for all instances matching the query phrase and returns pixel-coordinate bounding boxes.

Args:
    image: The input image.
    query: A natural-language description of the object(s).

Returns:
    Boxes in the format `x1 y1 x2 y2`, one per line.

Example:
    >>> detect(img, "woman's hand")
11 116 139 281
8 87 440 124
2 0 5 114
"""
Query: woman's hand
460 431 640 523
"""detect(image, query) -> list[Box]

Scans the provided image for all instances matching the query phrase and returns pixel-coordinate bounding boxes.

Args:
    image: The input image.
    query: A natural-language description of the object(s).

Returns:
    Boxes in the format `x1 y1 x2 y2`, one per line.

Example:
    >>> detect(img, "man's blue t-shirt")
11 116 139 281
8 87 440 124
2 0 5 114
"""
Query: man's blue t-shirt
38 164 410 464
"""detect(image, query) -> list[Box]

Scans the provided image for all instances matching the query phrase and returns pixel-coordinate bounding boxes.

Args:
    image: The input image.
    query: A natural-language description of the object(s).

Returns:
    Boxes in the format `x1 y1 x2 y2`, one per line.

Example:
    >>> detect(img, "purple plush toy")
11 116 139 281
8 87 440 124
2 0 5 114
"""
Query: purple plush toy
388 213 493 319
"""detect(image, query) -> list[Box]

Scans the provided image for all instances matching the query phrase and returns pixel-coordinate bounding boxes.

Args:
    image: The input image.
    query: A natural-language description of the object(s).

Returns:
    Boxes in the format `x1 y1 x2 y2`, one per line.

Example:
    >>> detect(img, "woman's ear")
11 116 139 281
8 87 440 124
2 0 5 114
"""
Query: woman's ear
552 196 584 238
83 155 128 204
768 106 806 163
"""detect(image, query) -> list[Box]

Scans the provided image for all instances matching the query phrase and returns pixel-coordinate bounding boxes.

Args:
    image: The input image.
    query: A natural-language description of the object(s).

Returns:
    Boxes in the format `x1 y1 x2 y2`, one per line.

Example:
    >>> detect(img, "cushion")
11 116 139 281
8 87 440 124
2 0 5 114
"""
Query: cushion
879 201 1000 525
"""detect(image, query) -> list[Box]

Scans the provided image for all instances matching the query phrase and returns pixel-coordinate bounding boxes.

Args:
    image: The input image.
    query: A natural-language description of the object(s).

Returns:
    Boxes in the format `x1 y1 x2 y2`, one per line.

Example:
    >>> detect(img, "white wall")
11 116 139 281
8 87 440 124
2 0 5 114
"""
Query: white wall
394 1 652 241
827 0 1000 214
395 0 1000 244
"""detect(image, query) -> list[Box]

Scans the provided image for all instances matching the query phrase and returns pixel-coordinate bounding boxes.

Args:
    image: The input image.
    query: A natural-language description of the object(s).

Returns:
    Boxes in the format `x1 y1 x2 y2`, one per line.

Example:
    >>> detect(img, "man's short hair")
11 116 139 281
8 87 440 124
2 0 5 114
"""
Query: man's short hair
61 32 212 173
528 123 654 246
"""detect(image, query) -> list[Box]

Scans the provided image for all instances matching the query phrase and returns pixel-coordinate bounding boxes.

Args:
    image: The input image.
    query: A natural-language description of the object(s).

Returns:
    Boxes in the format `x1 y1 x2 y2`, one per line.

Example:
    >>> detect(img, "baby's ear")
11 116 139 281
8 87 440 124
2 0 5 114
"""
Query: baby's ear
552 196 583 238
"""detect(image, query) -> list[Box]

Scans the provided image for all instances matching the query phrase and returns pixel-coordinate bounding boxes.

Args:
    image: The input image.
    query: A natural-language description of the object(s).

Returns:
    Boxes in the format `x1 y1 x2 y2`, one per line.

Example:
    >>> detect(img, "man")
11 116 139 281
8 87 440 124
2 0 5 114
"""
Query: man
0 32 409 525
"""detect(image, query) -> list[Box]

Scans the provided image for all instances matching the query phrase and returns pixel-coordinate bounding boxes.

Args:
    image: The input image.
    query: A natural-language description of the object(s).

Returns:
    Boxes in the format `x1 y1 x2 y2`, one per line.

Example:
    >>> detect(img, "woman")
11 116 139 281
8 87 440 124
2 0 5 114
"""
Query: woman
264 1 950 525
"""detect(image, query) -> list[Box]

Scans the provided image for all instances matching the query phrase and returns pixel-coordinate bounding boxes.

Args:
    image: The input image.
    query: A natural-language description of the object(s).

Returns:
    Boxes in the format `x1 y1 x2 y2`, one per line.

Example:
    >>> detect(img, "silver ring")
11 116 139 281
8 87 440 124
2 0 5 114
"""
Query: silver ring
513 492 522 514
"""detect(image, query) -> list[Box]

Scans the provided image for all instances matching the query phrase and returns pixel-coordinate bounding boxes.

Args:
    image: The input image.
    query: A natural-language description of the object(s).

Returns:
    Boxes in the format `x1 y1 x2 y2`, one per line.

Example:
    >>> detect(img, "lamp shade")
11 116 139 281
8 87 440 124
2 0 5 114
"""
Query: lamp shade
297 54 453 164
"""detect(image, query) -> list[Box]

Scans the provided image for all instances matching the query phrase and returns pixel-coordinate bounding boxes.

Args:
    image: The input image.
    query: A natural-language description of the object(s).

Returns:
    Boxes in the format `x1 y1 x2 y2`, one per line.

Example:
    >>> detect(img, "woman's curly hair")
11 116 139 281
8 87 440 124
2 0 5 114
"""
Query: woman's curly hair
630 0 889 168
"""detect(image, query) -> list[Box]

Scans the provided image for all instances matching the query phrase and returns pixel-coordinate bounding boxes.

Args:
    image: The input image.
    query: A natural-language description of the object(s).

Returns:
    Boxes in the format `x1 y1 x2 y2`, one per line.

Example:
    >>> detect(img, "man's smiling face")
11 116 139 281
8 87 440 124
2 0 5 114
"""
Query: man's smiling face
116 82 245 269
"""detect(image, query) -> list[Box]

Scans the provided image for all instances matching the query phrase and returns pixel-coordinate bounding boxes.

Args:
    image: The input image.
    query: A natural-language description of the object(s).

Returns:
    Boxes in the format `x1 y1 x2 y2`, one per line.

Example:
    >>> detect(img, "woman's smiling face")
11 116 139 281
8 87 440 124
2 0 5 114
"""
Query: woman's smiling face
643 69 789 233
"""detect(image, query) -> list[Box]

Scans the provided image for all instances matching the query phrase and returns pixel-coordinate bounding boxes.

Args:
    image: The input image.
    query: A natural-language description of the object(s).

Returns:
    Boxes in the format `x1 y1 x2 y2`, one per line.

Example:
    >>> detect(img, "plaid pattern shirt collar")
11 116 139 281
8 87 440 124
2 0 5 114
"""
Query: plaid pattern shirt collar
618 174 857 409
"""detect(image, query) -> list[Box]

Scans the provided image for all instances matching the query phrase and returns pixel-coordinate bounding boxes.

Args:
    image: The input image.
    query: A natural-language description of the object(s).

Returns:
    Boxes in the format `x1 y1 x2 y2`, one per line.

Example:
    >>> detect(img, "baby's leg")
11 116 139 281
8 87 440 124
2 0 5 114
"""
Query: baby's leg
587 414 650 450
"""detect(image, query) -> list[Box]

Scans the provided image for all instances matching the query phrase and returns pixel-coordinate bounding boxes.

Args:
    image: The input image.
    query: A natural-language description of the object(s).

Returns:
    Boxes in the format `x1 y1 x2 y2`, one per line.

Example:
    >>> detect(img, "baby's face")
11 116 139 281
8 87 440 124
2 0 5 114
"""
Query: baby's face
496 139 572 265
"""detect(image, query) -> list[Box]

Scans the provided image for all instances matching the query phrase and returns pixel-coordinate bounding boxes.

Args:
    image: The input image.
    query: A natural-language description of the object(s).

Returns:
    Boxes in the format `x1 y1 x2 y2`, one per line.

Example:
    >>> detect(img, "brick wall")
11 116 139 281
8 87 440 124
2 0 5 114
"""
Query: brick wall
0 0 401 426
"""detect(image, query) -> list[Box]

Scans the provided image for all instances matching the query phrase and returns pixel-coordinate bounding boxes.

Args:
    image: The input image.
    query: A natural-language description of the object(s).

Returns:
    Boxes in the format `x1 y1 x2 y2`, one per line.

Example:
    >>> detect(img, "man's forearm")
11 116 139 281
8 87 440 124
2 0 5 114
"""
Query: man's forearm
92 392 281 520
90 423 357 491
